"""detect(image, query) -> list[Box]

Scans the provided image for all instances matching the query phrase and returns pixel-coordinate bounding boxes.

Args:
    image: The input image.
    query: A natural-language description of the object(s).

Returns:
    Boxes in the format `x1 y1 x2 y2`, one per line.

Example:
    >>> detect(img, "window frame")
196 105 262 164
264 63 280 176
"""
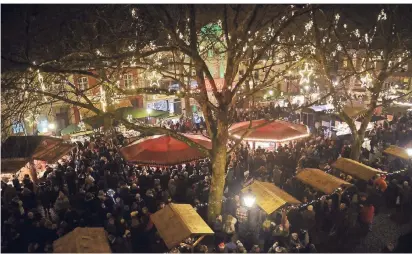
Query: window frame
78 77 89 90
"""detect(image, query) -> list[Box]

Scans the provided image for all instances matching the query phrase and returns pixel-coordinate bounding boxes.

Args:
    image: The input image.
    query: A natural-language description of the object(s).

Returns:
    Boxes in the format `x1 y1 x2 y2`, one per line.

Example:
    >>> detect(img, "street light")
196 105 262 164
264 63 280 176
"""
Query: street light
268 90 274 96
146 108 152 117
243 188 256 208
406 148 412 157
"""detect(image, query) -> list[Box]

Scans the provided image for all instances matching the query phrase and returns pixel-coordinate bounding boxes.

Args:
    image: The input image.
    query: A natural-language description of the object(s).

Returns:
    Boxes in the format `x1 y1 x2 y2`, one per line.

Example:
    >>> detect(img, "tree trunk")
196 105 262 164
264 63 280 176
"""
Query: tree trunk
184 95 193 119
350 133 364 161
207 129 228 223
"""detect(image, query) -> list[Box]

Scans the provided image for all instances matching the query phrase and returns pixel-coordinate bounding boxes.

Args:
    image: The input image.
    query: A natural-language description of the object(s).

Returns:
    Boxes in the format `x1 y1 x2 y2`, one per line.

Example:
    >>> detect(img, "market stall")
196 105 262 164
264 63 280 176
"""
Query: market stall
120 134 212 166
332 157 385 181
150 203 214 250
1 136 75 182
296 168 352 195
384 145 411 160
53 227 111 253
241 180 301 214
228 119 310 151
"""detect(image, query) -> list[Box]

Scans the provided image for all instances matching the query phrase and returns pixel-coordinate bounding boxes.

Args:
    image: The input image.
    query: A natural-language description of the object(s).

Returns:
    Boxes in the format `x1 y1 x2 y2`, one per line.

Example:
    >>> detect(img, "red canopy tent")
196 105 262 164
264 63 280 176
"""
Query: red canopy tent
228 119 310 142
120 134 212 166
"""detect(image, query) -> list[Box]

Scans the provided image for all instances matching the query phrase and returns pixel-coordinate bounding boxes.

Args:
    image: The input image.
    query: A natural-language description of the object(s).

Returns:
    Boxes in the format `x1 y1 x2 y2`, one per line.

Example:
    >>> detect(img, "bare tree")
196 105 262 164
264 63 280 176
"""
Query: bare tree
2 4 315 221
295 5 412 160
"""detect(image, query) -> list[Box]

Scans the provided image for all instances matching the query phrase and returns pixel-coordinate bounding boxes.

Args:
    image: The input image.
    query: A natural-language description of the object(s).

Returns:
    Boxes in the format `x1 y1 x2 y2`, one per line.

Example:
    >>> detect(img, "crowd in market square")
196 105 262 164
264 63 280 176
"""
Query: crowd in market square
1 103 412 253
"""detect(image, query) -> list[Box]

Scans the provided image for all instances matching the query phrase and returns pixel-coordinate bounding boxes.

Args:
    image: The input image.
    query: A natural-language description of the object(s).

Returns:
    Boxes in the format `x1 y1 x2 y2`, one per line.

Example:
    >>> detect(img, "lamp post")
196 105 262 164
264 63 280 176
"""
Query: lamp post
48 123 56 130
243 188 256 208
147 108 153 124
242 188 256 232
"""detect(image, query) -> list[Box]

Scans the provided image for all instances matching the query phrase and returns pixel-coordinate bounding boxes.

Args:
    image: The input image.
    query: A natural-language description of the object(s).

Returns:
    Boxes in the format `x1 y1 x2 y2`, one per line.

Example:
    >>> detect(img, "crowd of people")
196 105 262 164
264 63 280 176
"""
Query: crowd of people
1 104 412 253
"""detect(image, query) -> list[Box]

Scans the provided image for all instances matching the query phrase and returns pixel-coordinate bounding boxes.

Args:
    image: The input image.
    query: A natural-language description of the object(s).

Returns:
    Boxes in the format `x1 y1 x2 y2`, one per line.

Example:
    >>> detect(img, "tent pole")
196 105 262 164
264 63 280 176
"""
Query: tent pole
191 235 205 252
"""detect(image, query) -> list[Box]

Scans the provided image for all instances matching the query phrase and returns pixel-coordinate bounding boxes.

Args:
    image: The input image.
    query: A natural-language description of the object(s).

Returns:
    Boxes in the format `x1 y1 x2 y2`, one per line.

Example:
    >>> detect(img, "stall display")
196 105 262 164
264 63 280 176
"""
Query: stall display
1 136 75 175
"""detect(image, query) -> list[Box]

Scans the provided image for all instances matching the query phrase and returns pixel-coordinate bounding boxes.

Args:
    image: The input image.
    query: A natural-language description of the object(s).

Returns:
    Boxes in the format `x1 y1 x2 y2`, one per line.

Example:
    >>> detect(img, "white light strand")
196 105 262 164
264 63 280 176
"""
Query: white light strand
378 9 387 21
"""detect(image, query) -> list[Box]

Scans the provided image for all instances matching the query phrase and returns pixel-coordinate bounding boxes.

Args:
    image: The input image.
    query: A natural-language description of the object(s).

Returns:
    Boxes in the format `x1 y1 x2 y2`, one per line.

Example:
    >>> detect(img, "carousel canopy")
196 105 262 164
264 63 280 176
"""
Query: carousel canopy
53 227 111 253
384 145 410 160
229 119 309 142
332 157 385 181
1 136 75 174
120 134 211 166
151 203 214 249
296 168 352 195
241 181 301 214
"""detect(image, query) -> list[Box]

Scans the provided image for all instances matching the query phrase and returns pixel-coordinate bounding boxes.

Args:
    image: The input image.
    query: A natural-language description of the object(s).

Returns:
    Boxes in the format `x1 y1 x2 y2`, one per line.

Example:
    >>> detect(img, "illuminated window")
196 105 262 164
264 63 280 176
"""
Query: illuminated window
124 74 133 88
78 77 88 90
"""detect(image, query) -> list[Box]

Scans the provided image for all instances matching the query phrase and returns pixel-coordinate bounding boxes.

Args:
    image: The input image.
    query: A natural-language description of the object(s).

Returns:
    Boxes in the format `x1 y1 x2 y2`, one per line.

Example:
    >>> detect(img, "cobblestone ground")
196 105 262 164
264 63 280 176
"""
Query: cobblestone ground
351 208 412 253
311 206 412 253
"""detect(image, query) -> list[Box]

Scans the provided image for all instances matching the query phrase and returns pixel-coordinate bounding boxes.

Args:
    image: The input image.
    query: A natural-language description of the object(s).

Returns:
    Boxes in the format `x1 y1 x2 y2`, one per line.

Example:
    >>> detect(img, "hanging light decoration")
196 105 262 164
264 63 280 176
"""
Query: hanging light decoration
361 73 373 88
299 63 313 85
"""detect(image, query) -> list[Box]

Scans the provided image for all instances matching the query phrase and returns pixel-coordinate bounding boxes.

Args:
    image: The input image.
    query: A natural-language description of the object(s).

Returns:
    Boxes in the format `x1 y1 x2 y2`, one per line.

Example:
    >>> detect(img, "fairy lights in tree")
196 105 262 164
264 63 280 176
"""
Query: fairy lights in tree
37 71 47 102
377 9 387 21
25 111 39 127
100 86 107 112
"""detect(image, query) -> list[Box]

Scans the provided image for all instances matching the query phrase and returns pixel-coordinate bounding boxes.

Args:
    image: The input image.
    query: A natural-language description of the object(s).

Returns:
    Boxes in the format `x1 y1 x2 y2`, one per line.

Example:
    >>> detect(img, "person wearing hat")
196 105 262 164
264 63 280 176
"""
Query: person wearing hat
374 174 388 193
217 242 227 253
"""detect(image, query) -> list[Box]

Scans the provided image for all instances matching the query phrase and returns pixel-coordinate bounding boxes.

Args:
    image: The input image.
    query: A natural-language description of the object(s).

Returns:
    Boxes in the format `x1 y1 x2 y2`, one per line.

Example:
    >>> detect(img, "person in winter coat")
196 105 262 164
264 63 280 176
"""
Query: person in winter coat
3 184 18 207
301 205 316 234
54 191 70 221
20 188 36 211
213 215 225 250
222 215 237 242
168 179 177 198
359 202 375 232
399 181 411 221
272 167 282 186
374 175 388 193
12 175 21 191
